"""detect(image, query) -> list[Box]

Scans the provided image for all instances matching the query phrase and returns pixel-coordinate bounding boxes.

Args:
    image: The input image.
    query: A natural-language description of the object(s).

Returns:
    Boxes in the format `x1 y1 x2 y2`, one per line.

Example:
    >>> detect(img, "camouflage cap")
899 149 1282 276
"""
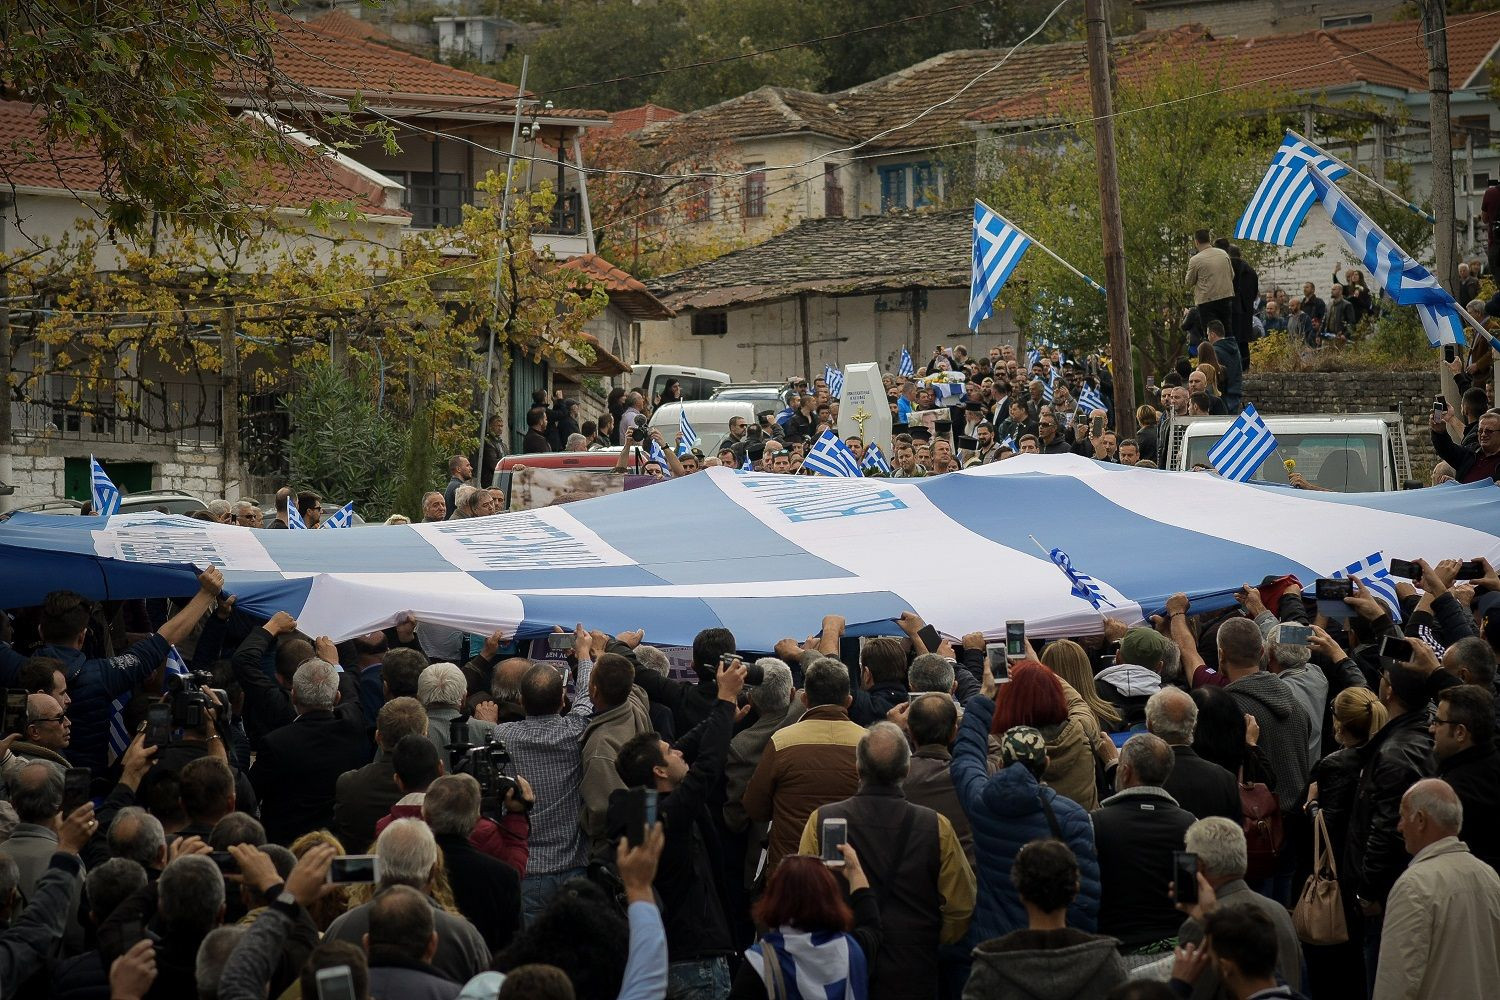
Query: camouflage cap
999 725 1048 774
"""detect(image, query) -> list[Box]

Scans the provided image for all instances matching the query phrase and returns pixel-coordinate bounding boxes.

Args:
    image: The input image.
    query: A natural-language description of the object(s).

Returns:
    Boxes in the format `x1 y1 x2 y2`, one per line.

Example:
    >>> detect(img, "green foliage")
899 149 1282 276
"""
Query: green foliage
1250 312 1437 373
287 364 409 521
651 0 827 110
392 394 443 520
971 63 1306 377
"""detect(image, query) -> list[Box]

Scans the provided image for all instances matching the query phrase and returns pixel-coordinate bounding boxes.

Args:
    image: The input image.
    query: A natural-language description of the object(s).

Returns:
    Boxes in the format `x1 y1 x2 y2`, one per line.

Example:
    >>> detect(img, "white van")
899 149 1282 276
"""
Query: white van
648 400 759 457
632 364 731 406
1165 412 1415 491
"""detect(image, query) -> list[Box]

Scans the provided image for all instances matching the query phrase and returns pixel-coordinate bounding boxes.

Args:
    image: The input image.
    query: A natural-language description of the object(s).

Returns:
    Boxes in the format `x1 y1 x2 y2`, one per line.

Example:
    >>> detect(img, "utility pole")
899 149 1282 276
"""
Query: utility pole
1422 0 1461 413
1084 0 1136 438
220 306 242 500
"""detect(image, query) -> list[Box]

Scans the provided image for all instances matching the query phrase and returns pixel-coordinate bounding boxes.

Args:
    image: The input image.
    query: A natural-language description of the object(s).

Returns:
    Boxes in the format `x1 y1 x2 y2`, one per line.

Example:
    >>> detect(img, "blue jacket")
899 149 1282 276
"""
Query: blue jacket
950 695 1101 945
38 636 169 774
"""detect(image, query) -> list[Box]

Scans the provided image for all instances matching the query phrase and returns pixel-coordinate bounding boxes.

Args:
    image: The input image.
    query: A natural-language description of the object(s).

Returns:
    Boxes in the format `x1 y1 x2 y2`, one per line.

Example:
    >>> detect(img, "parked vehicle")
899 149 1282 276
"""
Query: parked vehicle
0 489 209 521
648 400 759 457
631 364 730 406
710 381 794 412
1165 412 1416 491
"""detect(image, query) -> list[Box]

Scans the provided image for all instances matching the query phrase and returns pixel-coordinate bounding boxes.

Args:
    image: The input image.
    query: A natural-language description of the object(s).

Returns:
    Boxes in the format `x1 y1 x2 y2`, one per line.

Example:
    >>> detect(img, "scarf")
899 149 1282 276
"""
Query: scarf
746 928 868 1000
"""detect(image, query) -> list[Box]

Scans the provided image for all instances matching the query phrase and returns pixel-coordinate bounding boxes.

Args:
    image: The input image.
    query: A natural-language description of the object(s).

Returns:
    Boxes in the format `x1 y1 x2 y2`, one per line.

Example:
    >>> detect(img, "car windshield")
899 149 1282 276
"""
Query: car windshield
712 387 782 402
1187 432 1385 492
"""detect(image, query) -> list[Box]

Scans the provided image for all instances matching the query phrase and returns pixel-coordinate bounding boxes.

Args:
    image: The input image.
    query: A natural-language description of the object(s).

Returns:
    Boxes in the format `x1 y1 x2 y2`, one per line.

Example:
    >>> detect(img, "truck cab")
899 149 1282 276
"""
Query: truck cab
631 364 731 406
1165 412 1414 492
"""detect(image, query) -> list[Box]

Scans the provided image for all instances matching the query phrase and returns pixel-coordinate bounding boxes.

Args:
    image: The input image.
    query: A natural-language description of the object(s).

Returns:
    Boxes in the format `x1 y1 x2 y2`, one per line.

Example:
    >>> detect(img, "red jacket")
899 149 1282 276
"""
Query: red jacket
374 796 529 877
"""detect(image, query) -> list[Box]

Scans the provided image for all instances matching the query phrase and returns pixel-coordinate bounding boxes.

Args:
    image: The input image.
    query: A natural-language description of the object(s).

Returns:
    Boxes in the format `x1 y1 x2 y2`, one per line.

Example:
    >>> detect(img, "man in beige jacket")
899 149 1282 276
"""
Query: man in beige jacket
1373 778 1500 999
577 653 652 857
1186 228 1235 348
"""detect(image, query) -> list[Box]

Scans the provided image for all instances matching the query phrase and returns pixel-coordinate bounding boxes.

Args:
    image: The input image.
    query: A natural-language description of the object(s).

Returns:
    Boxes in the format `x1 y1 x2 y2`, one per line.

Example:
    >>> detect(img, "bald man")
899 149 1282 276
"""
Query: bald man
1373 779 1500 999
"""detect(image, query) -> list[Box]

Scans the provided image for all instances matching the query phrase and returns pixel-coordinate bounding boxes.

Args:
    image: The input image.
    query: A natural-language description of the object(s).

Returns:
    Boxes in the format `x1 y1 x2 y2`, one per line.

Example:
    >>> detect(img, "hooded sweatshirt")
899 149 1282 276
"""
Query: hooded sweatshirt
1093 663 1161 729
964 927 1127 1000
1225 670 1312 811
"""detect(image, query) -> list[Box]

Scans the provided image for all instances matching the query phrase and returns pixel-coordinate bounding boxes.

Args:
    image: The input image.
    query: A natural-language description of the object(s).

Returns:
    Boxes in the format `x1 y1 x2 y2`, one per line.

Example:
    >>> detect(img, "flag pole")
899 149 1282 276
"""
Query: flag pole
978 200 1107 296
1287 129 1436 224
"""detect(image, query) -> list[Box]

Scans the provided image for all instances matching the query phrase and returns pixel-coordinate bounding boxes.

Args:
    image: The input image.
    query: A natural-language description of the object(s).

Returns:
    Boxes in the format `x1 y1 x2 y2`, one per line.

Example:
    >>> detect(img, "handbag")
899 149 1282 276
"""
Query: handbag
1239 767 1283 880
757 936 789 1000
1293 809 1349 945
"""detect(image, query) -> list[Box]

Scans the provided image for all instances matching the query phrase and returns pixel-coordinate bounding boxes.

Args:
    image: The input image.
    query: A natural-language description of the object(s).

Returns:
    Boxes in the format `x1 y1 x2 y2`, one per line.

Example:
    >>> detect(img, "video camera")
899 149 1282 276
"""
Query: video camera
166 670 218 729
447 719 521 812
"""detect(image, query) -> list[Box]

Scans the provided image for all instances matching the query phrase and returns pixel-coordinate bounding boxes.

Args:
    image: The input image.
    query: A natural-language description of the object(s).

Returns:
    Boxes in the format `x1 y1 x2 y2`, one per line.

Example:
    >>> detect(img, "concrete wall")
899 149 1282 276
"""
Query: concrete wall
639 286 1019 382
1138 0 1393 36
1243 368 1442 479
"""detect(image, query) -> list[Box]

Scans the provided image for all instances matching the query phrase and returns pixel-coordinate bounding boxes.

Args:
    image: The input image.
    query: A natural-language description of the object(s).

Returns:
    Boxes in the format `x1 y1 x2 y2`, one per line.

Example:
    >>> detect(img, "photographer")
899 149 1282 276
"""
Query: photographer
133 682 258 823
610 423 684 477
423 774 524 952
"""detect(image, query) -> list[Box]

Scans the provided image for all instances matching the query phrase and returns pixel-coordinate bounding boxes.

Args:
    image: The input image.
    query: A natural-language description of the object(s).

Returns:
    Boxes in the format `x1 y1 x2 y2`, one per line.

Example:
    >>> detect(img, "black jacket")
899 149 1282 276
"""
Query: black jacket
230 627 364 751
434 832 523 953
1345 709 1435 905
1090 788 1195 949
333 756 401 853
1432 430 1500 484
1438 744 1500 870
1162 745 1242 824
626 655 719 737
249 709 373 845
610 699 735 961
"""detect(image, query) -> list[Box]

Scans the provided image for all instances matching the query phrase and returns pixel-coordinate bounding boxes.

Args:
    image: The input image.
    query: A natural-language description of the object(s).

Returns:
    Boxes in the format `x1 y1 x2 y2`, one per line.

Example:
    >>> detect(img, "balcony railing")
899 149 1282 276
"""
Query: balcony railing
404 183 584 235
15 378 222 446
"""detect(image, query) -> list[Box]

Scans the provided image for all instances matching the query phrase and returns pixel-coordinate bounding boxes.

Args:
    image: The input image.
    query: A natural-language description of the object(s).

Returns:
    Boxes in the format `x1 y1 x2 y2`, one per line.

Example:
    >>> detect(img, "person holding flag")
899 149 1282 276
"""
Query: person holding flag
89 456 121 517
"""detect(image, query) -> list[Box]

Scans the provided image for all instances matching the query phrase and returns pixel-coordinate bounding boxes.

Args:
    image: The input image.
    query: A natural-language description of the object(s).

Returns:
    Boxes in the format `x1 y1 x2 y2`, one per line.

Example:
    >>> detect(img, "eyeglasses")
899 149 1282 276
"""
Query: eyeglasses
1431 717 1464 730
31 714 67 725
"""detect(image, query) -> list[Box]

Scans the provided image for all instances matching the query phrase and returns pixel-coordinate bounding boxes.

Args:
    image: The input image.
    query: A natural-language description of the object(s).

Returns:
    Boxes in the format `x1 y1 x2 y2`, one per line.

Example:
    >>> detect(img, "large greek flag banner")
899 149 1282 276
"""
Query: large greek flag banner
1234 132 1351 247
1 456 1495 651
970 201 1032 331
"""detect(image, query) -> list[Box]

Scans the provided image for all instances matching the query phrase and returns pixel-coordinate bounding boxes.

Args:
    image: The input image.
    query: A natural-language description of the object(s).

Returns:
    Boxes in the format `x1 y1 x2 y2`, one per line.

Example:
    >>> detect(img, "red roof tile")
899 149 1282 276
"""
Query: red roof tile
593 104 682 138
0 101 405 218
306 10 397 44
970 14 1500 123
562 253 674 320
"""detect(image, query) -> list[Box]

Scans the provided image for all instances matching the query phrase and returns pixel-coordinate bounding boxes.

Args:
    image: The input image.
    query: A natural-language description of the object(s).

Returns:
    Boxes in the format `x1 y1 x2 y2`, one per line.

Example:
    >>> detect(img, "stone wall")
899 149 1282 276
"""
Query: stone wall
4 435 226 510
1243 369 1443 481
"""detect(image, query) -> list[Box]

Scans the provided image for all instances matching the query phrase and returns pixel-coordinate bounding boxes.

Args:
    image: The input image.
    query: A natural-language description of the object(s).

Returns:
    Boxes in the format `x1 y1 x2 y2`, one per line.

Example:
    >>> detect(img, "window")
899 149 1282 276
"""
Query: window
1320 13 1372 28
684 177 713 223
743 167 767 218
824 164 844 217
912 162 939 208
879 167 907 212
691 311 729 336
398 171 468 228
1455 115 1490 151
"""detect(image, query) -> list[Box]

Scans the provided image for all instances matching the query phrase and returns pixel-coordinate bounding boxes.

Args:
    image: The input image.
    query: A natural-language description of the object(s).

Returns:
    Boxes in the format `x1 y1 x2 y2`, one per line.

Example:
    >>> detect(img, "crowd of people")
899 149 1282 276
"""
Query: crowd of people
0 521 1496 1000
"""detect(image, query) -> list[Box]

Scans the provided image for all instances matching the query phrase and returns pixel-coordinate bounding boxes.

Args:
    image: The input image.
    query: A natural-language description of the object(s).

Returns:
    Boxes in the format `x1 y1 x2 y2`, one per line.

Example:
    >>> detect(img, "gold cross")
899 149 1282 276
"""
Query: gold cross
850 406 872 437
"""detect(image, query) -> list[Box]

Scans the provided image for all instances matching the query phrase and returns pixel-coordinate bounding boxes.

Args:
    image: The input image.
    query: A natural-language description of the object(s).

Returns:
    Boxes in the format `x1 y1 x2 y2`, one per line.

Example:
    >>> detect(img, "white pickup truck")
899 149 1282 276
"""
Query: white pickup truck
1164 412 1416 491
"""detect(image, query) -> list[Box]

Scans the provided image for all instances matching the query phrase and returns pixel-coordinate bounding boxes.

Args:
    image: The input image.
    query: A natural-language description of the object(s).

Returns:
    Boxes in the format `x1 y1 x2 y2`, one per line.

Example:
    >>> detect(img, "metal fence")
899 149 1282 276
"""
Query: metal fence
14 378 222 445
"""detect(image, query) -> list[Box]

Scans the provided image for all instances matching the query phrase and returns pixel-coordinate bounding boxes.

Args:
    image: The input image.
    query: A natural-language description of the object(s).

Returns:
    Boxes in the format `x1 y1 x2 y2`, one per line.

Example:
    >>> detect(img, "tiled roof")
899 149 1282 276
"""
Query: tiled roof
970 14 1500 124
592 103 682 138
648 210 971 311
0 101 405 218
562 253 674 320
644 41 1094 151
306 10 397 44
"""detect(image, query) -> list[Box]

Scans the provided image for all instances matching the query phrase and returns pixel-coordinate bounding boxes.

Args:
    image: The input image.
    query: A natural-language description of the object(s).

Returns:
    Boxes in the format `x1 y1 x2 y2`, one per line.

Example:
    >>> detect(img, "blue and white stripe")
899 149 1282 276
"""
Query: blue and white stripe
1207 403 1278 482
1077 383 1108 415
678 410 699 450
90 456 122 517
1234 132 1351 247
646 438 673 477
824 365 845 400
286 503 306 530
1048 546 1115 610
862 444 893 476
898 347 915 378
6 455 1498 654
1328 552 1403 622
970 200 1033 331
803 429 864 478
324 502 356 529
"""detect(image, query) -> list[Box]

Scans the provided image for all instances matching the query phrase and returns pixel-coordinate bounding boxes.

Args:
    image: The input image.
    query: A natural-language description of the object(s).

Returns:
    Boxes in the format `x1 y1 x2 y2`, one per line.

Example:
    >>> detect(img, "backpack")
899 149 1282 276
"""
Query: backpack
1239 769 1284 879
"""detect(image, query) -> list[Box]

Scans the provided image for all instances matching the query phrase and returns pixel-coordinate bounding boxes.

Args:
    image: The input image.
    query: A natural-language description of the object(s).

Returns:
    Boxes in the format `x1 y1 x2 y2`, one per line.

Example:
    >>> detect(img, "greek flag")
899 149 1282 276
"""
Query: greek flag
1048 546 1114 610
747 929 868 1000
1077 383 1108 415
804 429 864 478
1234 132 1352 247
775 404 795 427
106 696 131 761
898 347 915 378
1039 370 1055 405
1306 165 1471 348
931 372 965 405
1206 403 1278 482
970 200 1032 331
741 452 753 472
1026 348 1042 369
862 444 893 476
166 644 191 678
90 456 122 517
1330 552 1403 622
647 438 673 478
999 434 1018 451
286 502 306 530
678 410 699 450
824 365 844 399
324 502 356 529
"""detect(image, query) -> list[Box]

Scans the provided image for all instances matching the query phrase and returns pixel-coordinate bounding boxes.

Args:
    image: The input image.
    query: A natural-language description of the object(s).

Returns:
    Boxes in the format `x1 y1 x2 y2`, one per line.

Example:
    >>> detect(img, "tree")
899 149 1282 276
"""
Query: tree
969 63 1302 379
1 0 377 238
649 0 827 111
287 362 409 519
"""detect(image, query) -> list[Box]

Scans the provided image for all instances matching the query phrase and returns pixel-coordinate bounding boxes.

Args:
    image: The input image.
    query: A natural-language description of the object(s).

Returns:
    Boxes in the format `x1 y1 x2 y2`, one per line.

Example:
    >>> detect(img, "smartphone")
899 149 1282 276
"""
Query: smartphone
1005 620 1026 659
986 644 1010 681
547 633 576 652
1146 374 1157 388
1444 345 1457 364
1173 851 1199 905
1457 560 1486 580
1278 624 1312 647
1388 559 1422 580
315 966 359 1000
1091 411 1107 435
1379 634 1415 661
208 851 239 875
62 767 93 816
327 855 380 884
1434 395 1447 413
145 703 173 748
820 816 848 867
1314 579 1353 601
917 624 942 655
625 786 658 847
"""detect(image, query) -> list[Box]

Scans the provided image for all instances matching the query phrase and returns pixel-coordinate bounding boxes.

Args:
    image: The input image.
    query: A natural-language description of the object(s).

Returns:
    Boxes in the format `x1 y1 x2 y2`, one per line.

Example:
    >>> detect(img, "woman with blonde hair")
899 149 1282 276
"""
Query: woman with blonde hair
1304 685 1388 996
1041 639 1123 732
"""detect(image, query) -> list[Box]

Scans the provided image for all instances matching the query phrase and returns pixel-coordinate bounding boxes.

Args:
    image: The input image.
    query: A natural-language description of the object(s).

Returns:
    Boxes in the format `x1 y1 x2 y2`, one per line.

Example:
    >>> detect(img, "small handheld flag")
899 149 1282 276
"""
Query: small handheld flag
678 409 699 450
90 456 122 516
899 348 915 378
862 444 893 476
1328 552 1403 622
824 365 845 399
803 429 864 478
324 501 356 528
970 201 1033 331
646 438 673 478
166 644 192 678
1206 403 1278 482
741 453 753 472
1077 383 1108 415
1047 545 1115 610
1026 348 1042 370
286 502 306 530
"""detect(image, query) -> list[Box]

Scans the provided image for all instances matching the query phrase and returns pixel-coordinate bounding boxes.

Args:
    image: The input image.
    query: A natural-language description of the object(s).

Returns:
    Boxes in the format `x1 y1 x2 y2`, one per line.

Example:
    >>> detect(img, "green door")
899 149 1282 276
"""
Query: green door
64 457 152 501
508 348 549 453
